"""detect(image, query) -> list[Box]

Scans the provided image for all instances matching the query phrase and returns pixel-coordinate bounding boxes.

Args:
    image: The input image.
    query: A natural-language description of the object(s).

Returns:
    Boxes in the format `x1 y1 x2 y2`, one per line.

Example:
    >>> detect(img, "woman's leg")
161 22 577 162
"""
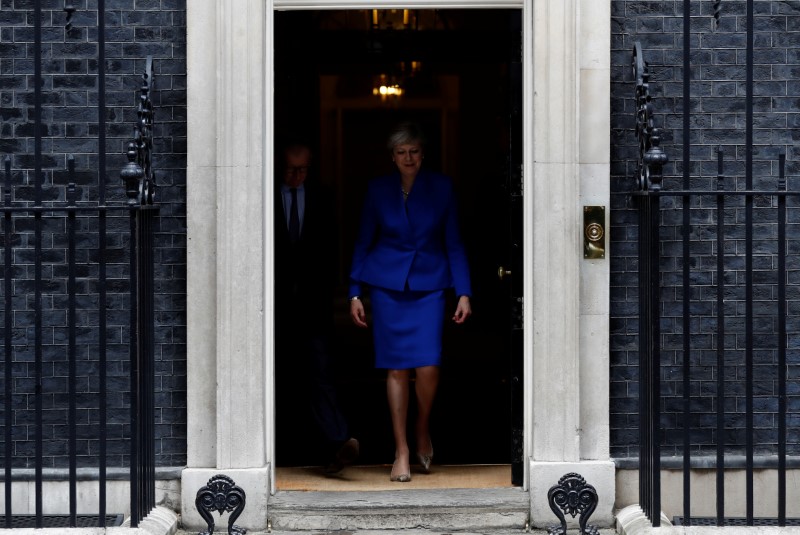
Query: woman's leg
386 368 411 478
414 365 439 457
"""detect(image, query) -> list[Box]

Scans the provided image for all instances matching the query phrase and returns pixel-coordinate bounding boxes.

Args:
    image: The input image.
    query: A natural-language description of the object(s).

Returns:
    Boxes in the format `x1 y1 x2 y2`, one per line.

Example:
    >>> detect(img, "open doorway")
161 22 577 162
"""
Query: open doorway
273 8 523 488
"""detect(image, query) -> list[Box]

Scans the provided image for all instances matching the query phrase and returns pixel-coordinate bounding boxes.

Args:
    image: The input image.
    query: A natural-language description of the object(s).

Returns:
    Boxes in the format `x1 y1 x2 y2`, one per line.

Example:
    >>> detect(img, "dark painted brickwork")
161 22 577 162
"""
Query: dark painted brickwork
0 0 186 467
611 1 800 459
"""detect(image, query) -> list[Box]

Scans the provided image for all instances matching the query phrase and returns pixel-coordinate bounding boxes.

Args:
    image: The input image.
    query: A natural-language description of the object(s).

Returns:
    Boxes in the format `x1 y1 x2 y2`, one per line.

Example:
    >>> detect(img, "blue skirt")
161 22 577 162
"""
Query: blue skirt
370 286 446 369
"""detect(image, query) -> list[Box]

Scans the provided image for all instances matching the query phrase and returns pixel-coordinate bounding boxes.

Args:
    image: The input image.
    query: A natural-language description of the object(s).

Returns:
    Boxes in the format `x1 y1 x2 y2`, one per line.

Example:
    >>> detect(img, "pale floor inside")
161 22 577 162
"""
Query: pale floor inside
276 464 512 491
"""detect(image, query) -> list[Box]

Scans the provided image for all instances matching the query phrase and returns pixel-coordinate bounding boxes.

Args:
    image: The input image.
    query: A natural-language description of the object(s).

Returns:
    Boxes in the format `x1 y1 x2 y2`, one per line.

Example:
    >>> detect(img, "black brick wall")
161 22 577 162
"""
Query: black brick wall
0 0 186 468
611 1 800 459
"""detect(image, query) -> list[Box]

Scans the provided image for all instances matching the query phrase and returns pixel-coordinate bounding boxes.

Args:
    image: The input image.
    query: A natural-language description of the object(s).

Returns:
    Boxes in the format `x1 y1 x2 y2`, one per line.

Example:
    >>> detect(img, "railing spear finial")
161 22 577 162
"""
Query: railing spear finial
633 42 668 192
120 56 156 206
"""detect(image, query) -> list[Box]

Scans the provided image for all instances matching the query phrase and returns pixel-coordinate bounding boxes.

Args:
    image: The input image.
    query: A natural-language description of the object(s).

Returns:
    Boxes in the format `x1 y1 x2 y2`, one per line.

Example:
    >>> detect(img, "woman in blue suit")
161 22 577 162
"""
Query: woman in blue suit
349 122 472 482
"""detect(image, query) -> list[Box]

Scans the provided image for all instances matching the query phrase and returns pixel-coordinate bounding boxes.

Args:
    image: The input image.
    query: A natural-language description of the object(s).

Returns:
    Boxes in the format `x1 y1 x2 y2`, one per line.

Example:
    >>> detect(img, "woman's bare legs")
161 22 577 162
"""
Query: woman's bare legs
386 365 439 479
386 368 411 480
414 365 439 463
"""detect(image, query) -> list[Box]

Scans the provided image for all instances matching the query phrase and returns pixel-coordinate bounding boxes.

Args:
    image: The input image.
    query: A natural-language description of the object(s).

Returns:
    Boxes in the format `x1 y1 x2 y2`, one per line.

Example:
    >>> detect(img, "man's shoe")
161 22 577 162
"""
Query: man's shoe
325 437 359 474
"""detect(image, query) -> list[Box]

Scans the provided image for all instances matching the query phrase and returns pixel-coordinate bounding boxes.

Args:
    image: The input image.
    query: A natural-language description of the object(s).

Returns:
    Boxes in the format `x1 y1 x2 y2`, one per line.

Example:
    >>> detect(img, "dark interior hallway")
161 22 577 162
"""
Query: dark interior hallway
273 9 522 475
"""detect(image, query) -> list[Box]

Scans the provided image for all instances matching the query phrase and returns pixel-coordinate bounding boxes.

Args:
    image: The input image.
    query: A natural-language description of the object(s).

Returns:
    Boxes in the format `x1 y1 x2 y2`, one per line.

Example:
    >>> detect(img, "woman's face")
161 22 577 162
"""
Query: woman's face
392 142 423 178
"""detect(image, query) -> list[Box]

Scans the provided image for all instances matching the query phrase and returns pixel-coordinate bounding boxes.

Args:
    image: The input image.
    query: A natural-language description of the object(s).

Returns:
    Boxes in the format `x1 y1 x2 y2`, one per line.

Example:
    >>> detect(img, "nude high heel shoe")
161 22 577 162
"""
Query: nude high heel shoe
416 446 433 474
390 459 411 482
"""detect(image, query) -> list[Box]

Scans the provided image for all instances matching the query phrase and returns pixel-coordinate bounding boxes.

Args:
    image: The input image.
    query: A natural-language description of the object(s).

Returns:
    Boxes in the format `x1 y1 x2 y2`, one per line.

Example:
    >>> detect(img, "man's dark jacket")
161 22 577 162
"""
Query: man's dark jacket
274 181 337 330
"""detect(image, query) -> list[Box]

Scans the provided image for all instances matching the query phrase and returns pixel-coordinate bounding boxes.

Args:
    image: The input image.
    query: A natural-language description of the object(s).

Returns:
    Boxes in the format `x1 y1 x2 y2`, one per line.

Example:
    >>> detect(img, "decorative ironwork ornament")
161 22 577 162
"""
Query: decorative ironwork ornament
121 56 156 206
632 42 668 191
547 472 599 535
195 475 247 535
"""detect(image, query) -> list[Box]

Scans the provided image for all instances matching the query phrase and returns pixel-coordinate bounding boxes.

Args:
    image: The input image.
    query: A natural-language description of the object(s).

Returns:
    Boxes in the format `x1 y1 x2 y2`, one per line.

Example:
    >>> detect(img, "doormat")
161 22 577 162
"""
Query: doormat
276 464 512 491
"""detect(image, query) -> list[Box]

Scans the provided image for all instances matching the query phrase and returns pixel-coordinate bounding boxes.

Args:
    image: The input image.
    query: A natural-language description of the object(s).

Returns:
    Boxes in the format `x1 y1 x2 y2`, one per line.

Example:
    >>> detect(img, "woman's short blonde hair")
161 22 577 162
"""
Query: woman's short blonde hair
387 121 426 150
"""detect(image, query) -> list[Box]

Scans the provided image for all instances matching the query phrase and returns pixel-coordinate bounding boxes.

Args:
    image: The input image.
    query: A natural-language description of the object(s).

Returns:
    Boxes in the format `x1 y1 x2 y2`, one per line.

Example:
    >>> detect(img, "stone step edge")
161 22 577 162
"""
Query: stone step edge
267 487 530 530
269 504 527 513
268 488 530 509
185 487 531 533
269 511 530 532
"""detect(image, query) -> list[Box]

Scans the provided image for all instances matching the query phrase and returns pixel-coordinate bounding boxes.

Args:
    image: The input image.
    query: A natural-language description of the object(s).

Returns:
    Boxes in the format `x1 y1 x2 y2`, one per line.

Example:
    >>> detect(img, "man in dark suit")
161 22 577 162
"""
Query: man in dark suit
275 143 358 473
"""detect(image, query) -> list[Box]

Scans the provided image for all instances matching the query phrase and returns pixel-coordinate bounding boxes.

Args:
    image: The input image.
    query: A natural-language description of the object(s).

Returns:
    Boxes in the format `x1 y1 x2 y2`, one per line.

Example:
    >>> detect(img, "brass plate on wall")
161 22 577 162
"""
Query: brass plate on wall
583 206 605 259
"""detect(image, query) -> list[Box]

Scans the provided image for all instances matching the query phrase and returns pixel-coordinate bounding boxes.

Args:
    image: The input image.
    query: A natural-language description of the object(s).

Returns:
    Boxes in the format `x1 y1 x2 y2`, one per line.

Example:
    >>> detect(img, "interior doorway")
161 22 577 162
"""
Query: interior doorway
273 8 523 486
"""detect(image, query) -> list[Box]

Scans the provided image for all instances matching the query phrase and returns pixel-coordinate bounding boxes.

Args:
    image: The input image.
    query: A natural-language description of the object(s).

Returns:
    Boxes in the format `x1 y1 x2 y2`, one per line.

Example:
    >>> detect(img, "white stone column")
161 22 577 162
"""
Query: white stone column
531 0 581 463
578 0 612 464
183 0 269 531
528 0 615 527
186 0 217 473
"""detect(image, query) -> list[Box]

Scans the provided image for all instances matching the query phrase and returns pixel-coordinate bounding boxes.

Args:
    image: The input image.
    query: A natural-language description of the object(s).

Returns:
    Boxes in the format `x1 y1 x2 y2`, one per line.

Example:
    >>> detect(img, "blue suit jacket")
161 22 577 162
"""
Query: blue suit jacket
349 170 471 298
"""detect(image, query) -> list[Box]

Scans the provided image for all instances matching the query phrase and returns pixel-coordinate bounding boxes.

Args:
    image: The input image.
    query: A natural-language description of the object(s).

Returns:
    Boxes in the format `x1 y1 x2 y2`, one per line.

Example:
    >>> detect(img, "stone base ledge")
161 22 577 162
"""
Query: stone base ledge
180 466 270 533
0 506 178 535
530 460 616 529
616 504 799 535
117 506 180 535
616 504 672 535
0 479 180 517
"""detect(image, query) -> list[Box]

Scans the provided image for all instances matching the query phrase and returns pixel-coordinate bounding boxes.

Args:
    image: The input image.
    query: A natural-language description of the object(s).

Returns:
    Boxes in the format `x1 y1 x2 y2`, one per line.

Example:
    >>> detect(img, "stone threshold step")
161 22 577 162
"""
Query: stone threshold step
268 488 530 532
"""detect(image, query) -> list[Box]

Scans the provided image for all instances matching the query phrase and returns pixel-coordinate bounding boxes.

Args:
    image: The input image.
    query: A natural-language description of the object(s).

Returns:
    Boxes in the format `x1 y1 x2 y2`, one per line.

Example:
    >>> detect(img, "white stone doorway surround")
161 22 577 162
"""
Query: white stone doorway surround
183 0 614 531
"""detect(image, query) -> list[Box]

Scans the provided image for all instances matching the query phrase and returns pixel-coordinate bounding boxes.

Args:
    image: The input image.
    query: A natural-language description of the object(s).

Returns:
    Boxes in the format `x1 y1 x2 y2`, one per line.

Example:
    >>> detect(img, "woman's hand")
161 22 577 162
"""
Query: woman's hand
350 298 368 328
452 295 472 324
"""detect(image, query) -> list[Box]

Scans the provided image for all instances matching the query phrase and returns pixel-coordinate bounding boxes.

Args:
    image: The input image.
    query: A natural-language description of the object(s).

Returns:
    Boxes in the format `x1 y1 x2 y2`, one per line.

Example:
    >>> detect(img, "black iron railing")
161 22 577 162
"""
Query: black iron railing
632 3 797 524
630 40 667 525
123 53 159 528
1 0 157 528
635 152 797 527
1 170 157 528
